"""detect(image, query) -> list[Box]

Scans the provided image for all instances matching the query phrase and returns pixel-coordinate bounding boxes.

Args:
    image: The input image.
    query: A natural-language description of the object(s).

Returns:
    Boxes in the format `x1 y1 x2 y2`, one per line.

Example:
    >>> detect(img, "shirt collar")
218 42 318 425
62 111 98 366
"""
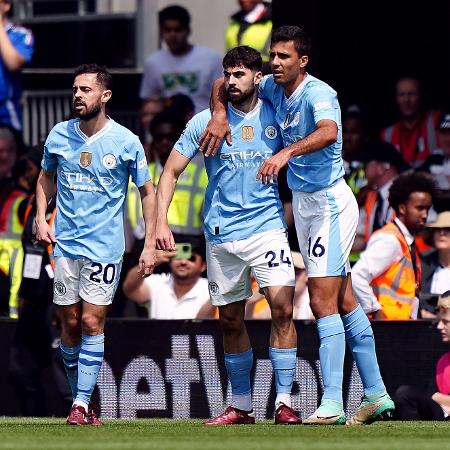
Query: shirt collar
394 217 414 246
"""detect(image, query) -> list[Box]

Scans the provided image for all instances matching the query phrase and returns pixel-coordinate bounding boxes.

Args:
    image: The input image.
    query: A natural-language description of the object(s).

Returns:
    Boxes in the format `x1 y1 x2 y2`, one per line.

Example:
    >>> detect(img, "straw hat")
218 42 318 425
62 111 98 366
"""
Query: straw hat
425 211 450 229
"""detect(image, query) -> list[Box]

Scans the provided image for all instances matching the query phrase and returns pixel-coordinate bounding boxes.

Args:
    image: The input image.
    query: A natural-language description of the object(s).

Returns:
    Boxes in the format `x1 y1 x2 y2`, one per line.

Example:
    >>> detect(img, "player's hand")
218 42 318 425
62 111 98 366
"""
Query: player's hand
256 150 290 184
198 112 232 157
34 219 56 246
156 222 176 251
138 246 156 277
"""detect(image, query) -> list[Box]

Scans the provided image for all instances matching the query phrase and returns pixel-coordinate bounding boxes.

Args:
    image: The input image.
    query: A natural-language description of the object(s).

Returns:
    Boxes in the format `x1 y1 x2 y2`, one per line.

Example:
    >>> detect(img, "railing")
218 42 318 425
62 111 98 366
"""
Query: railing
22 89 141 146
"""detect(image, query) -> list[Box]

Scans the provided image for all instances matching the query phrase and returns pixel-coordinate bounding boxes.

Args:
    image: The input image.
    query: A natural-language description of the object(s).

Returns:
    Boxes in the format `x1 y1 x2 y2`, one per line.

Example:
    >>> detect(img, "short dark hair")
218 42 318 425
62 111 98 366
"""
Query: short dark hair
149 110 185 136
222 45 262 72
73 64 113 90
159 5 190 29
388 172 436 213
271 26 311 57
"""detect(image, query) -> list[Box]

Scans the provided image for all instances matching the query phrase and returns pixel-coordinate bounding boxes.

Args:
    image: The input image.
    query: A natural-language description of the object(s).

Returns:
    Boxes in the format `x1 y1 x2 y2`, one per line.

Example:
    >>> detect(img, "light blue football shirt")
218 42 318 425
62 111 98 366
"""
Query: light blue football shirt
260 74 345 193
42 118 150 263
174 99 286 243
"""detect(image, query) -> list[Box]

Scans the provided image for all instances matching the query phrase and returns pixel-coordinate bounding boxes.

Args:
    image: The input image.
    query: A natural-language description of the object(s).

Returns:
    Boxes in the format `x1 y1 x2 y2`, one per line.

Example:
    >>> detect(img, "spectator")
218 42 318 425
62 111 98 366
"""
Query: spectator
352 172 435 320
140 4 222 117
123 238 210 319
381 76 440 168
0 128 26 318
352 140 408 255
394 291 450 420
225 1 272 74
0 0 34 130
0 125 17 183
8 143 71 415
165 93 195 125
420 111 450 190
420 212 450 312
342 106 370 197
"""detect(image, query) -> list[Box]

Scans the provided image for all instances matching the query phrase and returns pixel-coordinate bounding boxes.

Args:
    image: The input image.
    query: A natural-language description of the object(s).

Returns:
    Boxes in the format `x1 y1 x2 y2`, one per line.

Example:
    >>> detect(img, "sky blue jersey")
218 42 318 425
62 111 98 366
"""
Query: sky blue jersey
174 99 286 243
260 74 345 193
42 118 150 263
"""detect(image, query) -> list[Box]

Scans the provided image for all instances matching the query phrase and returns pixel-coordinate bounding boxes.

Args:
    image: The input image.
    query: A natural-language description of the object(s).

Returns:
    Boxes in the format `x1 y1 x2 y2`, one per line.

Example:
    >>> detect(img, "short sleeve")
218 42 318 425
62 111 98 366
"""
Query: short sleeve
259 75 276 102
10 27 34 63
41 132 58 173
139 58 161 100
128 137 150 187
174 111 208 159
308 87 338 125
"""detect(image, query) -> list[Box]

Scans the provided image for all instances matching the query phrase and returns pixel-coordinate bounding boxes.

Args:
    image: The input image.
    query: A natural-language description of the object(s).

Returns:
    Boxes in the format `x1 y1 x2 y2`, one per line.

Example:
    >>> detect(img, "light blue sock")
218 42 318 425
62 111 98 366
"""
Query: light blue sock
224 348 253 395
60 342 80 401
75 334 104 405
269 347 297 394
317 314 345 403
342 305 386 396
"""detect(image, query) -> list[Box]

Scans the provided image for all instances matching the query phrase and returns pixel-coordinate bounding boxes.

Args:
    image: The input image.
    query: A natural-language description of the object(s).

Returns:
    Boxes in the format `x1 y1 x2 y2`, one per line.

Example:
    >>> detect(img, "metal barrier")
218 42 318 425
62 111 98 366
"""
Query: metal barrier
22 90 72 146
22 90 141 146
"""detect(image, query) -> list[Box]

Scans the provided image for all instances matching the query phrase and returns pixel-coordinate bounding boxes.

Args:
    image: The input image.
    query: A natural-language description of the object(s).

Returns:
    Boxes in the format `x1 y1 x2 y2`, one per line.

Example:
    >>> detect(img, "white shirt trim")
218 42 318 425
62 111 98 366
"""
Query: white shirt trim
228 98 262 120
285 73 309 107
74 117 113 145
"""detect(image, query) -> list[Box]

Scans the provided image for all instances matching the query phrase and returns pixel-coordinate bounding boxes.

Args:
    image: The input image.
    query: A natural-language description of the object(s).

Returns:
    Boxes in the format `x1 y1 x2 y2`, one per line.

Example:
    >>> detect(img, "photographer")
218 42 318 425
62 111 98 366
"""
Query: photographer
123 238 210 319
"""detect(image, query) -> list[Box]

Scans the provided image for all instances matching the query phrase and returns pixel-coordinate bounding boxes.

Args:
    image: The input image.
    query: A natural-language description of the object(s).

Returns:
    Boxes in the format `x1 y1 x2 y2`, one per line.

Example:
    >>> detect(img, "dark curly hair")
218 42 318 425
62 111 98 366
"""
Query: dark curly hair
222 46 262 72
73 64 112 90
388 172 436 213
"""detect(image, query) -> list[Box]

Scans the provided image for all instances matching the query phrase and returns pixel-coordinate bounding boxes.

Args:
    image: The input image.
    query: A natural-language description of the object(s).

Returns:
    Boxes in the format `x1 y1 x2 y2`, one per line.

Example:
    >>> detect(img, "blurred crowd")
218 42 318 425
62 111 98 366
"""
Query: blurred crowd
0 1 449 326
0 0 448 420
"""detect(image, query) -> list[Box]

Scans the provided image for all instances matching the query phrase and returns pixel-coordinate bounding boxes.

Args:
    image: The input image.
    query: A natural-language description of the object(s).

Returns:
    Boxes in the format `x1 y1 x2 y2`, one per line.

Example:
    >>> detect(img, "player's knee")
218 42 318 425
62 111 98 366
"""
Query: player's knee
81 313 102 334
63 314 81 337
220 314 245 336
271 303 293 326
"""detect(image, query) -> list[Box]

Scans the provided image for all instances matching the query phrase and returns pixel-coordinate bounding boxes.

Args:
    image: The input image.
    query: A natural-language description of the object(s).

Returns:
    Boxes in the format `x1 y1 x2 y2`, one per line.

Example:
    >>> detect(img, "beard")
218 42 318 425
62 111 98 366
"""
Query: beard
227 86 255 107
72 100 102 121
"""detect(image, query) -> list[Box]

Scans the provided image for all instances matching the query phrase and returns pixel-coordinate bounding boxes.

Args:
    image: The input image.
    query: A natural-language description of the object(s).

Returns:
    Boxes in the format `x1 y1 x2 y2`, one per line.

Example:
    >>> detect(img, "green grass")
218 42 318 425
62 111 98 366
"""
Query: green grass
0 419 449 450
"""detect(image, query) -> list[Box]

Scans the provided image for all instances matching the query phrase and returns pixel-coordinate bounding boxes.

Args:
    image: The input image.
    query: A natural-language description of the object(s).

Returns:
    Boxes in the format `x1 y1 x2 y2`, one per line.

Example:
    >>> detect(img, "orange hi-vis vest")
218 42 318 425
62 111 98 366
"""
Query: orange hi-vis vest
364 190 396 243
371 222 421 320
381 111 440 167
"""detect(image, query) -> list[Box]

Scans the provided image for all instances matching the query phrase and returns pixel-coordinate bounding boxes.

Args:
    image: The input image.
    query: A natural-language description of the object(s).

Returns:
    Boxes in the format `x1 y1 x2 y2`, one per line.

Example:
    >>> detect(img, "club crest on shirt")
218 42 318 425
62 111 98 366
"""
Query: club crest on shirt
102 153 117 169
265 125 278 139
241 125 254 142
79 151 92 168
208 281 219 295
283 113 291 129
53 281 66 296
293 112 300 126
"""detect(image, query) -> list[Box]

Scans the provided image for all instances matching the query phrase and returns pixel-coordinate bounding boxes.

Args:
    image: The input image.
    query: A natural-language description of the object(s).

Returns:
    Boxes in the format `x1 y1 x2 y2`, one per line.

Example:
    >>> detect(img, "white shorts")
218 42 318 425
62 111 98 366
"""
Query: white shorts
206 228 295 306
292 178 358 277
53 256 122 306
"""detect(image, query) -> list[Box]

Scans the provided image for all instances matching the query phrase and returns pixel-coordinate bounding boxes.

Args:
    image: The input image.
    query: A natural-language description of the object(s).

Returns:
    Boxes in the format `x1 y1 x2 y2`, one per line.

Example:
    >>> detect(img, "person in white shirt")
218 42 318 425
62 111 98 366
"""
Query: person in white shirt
352 172 435 319
139 4 223 119
123 239 210 319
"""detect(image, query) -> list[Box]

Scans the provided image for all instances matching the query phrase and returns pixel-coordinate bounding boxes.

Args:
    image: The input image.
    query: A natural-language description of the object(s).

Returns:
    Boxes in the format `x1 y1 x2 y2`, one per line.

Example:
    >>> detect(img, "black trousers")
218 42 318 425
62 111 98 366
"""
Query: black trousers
394 385 446 420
